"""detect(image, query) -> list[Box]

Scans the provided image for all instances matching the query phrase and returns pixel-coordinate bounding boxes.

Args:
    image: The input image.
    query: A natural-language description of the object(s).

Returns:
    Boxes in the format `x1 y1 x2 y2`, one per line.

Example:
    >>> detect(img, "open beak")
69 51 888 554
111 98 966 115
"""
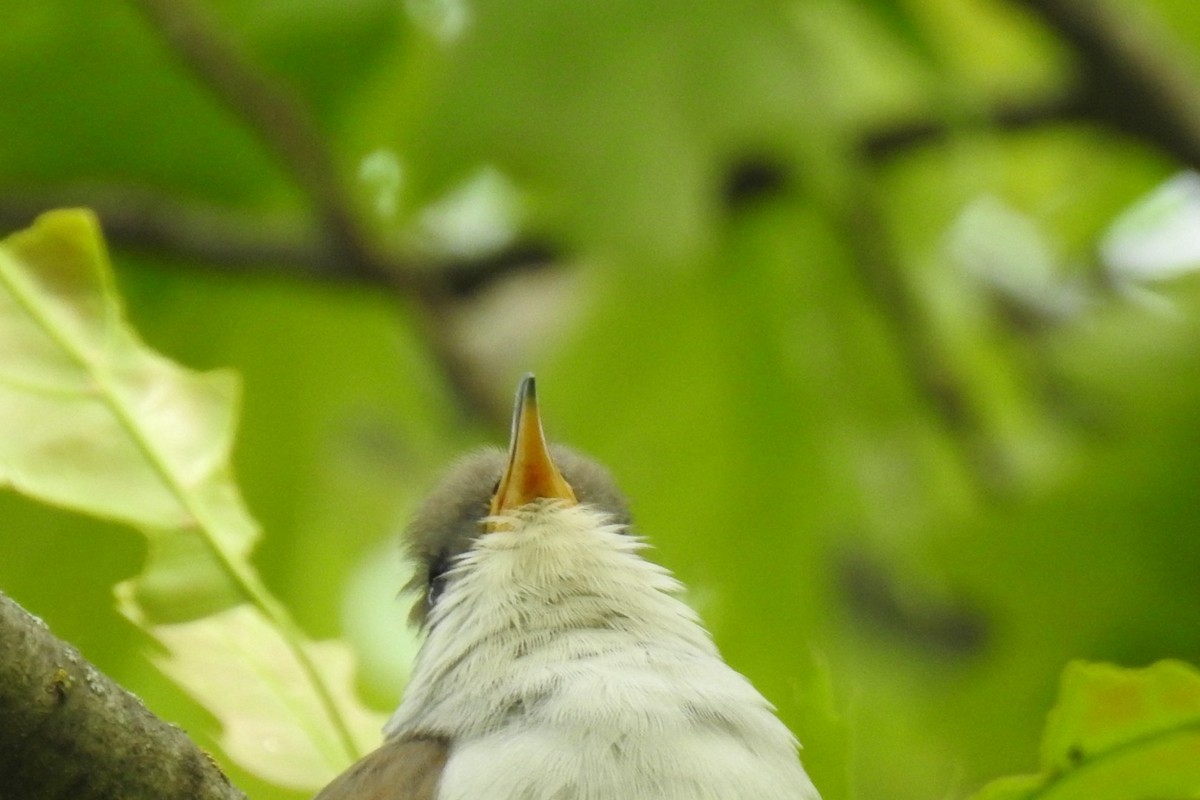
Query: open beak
488 374 577 527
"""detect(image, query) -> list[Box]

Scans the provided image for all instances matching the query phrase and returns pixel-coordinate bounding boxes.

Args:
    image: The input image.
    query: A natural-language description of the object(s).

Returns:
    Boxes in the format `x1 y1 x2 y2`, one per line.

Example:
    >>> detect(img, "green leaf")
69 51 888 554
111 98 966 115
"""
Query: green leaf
857 0 940 65
0 210 367 775
118 600 388 791
973 660 1200 800
0 208 253 619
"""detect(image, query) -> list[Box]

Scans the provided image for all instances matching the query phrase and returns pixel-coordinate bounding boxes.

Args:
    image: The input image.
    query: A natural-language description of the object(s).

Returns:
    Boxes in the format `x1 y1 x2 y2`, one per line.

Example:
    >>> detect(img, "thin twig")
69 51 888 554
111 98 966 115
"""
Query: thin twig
128 0 382 281
0 187 337 276
860 1 1200 171
837 179 1016 498
860 93 1087 162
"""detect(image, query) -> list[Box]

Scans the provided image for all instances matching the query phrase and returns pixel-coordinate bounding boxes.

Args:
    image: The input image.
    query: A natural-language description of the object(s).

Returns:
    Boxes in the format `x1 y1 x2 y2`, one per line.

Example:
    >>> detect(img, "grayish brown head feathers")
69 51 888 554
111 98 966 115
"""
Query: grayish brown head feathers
403 444 631 625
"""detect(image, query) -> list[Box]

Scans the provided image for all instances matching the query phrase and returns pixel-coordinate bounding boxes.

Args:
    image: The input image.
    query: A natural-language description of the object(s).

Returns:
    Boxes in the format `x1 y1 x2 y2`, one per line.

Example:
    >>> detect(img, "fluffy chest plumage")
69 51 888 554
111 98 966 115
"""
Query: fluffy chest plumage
433 648 818 800
386 504 818 800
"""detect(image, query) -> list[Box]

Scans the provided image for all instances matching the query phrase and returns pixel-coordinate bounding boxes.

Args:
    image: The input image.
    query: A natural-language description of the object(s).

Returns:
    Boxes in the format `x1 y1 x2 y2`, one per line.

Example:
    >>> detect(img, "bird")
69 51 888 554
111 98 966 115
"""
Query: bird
313 374 820 800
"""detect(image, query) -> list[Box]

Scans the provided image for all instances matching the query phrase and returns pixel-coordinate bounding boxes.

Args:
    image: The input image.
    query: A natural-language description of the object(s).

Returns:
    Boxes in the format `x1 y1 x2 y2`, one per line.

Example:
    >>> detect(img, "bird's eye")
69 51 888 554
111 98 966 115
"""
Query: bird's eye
427 575 446 611
426 552 450 610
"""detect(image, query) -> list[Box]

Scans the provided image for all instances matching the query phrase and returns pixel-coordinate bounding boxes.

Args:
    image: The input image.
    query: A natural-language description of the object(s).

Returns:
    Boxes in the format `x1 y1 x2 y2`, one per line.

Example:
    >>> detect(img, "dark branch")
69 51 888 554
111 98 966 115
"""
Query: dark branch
861 0 1200 170
860 92 1087 162
0 590 246 800
1010 0 1200 170
0 187 558 297
0 187 340 279
0 185 559 429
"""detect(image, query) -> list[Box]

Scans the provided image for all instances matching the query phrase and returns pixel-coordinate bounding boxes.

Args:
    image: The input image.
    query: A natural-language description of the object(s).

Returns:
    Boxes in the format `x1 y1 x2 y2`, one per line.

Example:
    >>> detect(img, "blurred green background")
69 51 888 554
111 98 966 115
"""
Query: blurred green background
3 0 1200 798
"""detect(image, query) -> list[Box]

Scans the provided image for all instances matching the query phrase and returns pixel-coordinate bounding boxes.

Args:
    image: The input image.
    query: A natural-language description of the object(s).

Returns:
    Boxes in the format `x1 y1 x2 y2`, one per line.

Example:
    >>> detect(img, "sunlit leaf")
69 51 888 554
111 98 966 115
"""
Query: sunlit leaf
972 660 1200 799
0 210 371 783
120 600 388 791
946 195 1085 322
0 208 254 619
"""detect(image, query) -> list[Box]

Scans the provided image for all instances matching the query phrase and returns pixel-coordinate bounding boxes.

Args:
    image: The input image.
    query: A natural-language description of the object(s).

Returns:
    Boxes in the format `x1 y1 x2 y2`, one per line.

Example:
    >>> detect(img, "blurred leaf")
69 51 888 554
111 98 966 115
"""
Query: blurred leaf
973 660 1200 800
0 208 253 619
856 0 940 65
381 0 827 261
1101 170 1200 284
946 194 1086 323
0 2 280 199
119 601 388 792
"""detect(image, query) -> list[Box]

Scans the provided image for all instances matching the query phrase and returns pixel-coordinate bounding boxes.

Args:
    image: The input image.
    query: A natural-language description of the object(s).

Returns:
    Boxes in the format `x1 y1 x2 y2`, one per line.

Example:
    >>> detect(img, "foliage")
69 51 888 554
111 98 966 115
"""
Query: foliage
2 1 1200 798
973 660 1200 799
0 210 383 789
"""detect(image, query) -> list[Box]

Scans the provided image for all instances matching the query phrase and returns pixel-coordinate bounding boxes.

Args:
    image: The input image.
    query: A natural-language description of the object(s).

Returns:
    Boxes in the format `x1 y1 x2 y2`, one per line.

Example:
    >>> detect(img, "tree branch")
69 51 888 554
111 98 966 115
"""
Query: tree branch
859 92 1087 162
0 187 558 295
1011 0 1200 170
0 184 559 429
861 0 1200 171
120 0 574 423
0 590 245 800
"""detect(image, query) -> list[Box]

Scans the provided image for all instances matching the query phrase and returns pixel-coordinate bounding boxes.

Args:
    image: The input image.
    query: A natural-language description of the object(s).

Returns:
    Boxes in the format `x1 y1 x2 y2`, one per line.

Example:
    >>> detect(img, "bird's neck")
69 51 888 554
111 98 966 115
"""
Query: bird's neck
385 503 718 739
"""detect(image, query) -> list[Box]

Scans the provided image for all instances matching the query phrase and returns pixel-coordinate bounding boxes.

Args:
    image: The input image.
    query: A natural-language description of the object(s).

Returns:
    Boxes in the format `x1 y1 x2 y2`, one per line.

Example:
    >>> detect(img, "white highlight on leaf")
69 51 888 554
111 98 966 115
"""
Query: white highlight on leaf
358 149 405 220
417 166 524 258
946 195 1085 321
120 602 388 791
1101 170 1200 282
405 0 470 42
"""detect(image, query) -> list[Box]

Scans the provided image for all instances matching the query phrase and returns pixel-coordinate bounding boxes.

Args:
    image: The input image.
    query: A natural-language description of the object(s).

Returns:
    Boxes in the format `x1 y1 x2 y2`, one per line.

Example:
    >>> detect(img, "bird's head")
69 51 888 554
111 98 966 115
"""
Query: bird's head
403 376 632 626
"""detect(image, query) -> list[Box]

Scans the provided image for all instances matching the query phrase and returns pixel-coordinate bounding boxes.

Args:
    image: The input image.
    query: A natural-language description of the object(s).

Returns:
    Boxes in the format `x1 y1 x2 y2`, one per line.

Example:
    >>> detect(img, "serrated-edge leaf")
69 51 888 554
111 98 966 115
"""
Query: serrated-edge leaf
1043 660 1200 767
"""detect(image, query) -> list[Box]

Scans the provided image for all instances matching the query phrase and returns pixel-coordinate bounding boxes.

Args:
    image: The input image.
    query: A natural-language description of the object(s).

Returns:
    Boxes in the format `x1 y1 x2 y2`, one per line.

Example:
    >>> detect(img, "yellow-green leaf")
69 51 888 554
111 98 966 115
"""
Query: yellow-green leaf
973 660 1200 800
0 208 254 620
1 210 368 772
119 600 388 791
